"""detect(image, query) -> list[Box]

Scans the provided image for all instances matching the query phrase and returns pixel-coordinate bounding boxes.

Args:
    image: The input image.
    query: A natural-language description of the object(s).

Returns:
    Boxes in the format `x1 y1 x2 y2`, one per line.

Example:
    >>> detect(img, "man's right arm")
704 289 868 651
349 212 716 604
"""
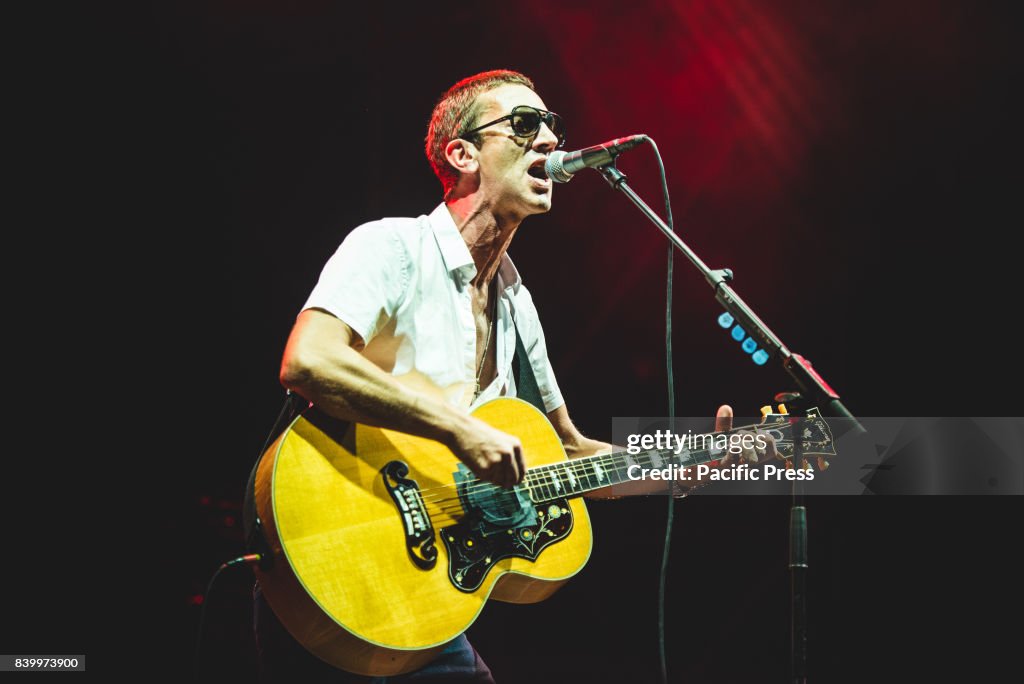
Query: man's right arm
279 308 526 488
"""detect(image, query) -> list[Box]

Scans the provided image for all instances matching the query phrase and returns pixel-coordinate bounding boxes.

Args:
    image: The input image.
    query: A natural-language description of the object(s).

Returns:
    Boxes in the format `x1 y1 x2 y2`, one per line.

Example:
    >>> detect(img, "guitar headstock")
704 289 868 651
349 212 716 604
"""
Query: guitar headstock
759 405 836 472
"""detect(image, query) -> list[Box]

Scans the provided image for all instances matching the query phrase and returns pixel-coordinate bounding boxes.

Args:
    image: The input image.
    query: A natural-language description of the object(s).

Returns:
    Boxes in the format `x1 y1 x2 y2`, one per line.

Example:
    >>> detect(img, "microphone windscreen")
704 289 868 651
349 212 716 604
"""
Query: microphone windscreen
545 150 572 183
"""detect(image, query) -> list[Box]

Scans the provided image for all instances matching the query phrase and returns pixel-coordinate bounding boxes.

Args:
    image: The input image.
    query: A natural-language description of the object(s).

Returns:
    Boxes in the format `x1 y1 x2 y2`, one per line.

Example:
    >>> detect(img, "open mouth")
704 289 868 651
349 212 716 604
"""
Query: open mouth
527 159 550 186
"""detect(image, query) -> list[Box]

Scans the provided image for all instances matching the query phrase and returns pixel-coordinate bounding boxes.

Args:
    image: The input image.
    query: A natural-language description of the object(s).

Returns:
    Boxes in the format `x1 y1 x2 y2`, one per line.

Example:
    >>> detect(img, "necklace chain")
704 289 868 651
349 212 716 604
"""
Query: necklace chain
474 285 497 400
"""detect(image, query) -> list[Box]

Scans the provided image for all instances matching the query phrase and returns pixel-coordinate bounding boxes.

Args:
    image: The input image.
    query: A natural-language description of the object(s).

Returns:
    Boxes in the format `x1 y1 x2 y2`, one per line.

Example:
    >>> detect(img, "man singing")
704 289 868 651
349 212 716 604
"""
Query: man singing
254 69 766 682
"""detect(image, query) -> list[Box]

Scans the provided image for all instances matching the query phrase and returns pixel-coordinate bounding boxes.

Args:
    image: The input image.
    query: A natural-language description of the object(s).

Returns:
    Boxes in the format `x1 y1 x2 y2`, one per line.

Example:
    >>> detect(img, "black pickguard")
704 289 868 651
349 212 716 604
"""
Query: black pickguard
440 498 573 592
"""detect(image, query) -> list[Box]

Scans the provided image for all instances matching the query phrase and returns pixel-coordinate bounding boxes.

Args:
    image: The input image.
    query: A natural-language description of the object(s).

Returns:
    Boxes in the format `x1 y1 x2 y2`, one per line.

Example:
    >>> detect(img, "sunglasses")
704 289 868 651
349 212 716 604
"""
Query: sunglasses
462 105 566 149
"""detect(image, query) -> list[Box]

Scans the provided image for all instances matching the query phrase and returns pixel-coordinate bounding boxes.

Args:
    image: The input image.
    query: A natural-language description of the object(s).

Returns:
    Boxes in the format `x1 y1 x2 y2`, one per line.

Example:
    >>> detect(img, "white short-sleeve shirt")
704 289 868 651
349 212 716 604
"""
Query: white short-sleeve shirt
302 203 565 413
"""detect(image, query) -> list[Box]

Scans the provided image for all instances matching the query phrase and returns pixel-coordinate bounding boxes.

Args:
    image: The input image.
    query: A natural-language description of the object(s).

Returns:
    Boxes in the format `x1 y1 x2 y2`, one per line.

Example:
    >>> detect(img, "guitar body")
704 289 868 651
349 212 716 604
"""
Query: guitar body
252 397 593 676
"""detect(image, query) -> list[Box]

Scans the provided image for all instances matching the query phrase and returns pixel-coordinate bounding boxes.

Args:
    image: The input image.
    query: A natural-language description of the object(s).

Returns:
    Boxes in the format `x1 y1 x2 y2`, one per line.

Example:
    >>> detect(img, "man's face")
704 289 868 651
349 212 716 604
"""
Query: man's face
467 84 560 219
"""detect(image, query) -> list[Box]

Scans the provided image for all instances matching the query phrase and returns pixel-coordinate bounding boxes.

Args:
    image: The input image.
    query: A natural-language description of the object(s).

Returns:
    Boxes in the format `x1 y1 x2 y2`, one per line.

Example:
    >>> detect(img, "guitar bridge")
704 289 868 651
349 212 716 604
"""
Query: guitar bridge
382 461 437 570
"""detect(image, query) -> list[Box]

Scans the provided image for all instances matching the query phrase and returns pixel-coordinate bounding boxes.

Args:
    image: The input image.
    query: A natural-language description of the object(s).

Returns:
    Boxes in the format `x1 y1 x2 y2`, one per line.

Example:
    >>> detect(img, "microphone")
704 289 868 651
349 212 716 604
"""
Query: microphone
545 134 648 183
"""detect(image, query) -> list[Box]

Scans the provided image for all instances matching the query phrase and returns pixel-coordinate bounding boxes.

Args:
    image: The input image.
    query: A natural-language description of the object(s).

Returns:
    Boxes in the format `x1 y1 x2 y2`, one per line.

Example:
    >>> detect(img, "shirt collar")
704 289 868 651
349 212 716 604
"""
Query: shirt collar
497 252 522 294
428 203 522 294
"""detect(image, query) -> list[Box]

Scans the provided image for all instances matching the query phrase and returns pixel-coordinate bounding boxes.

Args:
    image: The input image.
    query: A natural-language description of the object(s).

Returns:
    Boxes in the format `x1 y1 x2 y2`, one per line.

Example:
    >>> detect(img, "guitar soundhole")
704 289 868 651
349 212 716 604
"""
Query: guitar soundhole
441 490 573 593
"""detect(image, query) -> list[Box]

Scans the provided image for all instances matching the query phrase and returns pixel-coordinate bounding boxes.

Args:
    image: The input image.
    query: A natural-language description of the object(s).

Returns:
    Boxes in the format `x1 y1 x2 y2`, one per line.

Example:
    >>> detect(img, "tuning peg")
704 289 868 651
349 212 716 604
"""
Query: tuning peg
777 403 788 415
760 405 772 418
816 456 830 472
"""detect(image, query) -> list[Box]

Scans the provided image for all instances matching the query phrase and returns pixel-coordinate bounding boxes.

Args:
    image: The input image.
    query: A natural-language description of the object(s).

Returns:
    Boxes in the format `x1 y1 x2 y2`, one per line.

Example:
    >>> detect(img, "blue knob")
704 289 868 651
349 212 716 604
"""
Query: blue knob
741 338 757 353
717 312 734 328
731 324 746 341
752 349 769 365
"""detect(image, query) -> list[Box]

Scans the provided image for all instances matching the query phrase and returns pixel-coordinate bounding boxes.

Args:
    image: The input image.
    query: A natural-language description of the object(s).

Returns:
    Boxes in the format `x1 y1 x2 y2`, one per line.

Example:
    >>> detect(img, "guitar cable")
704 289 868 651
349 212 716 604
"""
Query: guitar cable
192 555 264 679
642 137 677 684
193 390 301 680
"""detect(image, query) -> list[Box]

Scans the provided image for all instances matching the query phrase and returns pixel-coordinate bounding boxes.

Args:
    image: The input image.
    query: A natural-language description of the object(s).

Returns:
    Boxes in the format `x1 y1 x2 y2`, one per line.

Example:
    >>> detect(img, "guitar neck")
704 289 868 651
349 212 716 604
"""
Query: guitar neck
524 437 731 502
521 416 823 502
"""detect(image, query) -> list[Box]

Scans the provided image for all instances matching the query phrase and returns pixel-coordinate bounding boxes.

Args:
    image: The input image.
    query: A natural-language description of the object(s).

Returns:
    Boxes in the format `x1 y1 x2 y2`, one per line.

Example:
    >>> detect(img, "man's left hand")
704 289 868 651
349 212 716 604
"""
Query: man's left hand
714 404 778 467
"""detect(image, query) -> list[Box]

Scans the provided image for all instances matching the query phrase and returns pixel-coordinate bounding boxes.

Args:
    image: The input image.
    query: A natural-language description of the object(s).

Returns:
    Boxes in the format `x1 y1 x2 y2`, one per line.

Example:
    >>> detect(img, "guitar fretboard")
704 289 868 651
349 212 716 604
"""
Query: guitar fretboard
520 418 817 501
523 442 726 502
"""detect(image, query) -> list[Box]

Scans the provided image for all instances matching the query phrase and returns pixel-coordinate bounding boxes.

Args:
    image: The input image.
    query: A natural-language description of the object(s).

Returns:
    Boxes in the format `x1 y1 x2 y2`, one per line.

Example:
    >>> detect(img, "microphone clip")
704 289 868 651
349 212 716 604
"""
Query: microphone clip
597 162 628 190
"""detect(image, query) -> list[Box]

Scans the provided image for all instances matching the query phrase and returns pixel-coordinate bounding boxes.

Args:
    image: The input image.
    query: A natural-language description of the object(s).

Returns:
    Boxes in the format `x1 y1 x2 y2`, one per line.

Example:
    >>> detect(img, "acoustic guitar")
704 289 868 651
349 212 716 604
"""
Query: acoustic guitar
251 396 834 675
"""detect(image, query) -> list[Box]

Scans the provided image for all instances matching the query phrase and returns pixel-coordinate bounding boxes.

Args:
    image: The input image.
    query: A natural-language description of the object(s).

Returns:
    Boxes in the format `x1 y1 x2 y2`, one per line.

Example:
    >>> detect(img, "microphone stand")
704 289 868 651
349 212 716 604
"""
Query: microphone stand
595 161 866 684
789 421 808 684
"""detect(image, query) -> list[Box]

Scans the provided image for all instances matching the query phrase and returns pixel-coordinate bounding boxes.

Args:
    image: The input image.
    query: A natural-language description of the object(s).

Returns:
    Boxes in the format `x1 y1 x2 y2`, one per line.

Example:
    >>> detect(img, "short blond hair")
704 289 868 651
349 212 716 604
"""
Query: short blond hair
425 70 536 199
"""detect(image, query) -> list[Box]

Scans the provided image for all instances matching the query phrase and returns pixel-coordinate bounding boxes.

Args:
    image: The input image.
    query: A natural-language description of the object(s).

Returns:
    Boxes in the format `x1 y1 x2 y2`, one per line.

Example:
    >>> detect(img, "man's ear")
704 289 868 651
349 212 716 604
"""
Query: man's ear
445 138 479 176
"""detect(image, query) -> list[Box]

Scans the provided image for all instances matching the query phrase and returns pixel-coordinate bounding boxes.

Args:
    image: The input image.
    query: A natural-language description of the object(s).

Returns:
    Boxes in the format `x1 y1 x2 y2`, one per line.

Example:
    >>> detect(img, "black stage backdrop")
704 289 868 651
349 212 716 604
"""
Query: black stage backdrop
11 1 1021 681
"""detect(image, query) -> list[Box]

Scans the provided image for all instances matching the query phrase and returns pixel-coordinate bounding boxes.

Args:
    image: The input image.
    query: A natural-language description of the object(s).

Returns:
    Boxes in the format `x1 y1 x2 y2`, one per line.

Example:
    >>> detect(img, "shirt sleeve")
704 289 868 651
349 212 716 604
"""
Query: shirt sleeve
511 284 565 413
301 221 410 344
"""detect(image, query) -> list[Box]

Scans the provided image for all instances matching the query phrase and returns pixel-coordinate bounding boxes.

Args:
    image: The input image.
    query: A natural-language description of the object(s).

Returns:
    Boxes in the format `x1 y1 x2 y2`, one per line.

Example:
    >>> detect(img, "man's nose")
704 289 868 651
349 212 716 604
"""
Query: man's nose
533 122 559 151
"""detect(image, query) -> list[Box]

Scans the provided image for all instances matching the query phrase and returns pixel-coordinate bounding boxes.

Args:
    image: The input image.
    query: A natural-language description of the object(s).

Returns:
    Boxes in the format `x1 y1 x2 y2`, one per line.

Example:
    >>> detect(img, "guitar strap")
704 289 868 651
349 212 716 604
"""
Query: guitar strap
511 317 546 414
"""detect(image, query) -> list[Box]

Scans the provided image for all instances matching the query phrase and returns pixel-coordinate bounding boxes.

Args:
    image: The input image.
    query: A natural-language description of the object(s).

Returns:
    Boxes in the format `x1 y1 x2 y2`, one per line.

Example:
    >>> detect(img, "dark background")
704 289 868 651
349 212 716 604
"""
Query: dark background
9 0 1021 681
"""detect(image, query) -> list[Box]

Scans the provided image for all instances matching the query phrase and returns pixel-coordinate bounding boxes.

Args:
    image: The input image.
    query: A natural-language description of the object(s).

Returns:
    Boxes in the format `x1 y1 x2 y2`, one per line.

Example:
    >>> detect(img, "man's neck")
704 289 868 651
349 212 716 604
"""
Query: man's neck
446 196 522 288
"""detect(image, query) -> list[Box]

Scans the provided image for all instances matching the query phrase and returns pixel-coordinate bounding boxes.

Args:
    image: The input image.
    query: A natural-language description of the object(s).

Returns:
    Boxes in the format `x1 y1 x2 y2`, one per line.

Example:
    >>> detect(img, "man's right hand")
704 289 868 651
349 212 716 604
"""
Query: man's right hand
449 417 526 489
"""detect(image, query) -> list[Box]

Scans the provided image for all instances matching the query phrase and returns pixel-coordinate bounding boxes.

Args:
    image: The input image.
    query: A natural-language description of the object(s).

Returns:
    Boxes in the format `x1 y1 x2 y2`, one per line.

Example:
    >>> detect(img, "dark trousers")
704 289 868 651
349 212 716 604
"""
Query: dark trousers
253 583 495 683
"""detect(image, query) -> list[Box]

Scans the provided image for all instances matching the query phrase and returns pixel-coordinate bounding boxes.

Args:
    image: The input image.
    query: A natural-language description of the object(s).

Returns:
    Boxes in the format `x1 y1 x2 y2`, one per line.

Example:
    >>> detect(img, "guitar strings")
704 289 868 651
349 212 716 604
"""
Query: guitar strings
417 422 788 510
415 418 781 500
420 428 825 516
417 456 656 517
418 453 650 509
413 419 779 499
420 457 690 516
416 419 798 514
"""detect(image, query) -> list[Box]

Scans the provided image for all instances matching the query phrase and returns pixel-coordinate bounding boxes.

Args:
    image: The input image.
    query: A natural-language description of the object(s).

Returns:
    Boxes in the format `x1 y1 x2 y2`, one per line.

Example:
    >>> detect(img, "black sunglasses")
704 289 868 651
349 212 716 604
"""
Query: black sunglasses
462 105 566 149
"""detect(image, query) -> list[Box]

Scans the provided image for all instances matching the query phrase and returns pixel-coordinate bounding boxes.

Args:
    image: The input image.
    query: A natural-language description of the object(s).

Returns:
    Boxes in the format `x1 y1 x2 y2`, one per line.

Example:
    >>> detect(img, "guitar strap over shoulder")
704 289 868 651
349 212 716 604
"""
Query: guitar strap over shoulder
511 317 545 414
